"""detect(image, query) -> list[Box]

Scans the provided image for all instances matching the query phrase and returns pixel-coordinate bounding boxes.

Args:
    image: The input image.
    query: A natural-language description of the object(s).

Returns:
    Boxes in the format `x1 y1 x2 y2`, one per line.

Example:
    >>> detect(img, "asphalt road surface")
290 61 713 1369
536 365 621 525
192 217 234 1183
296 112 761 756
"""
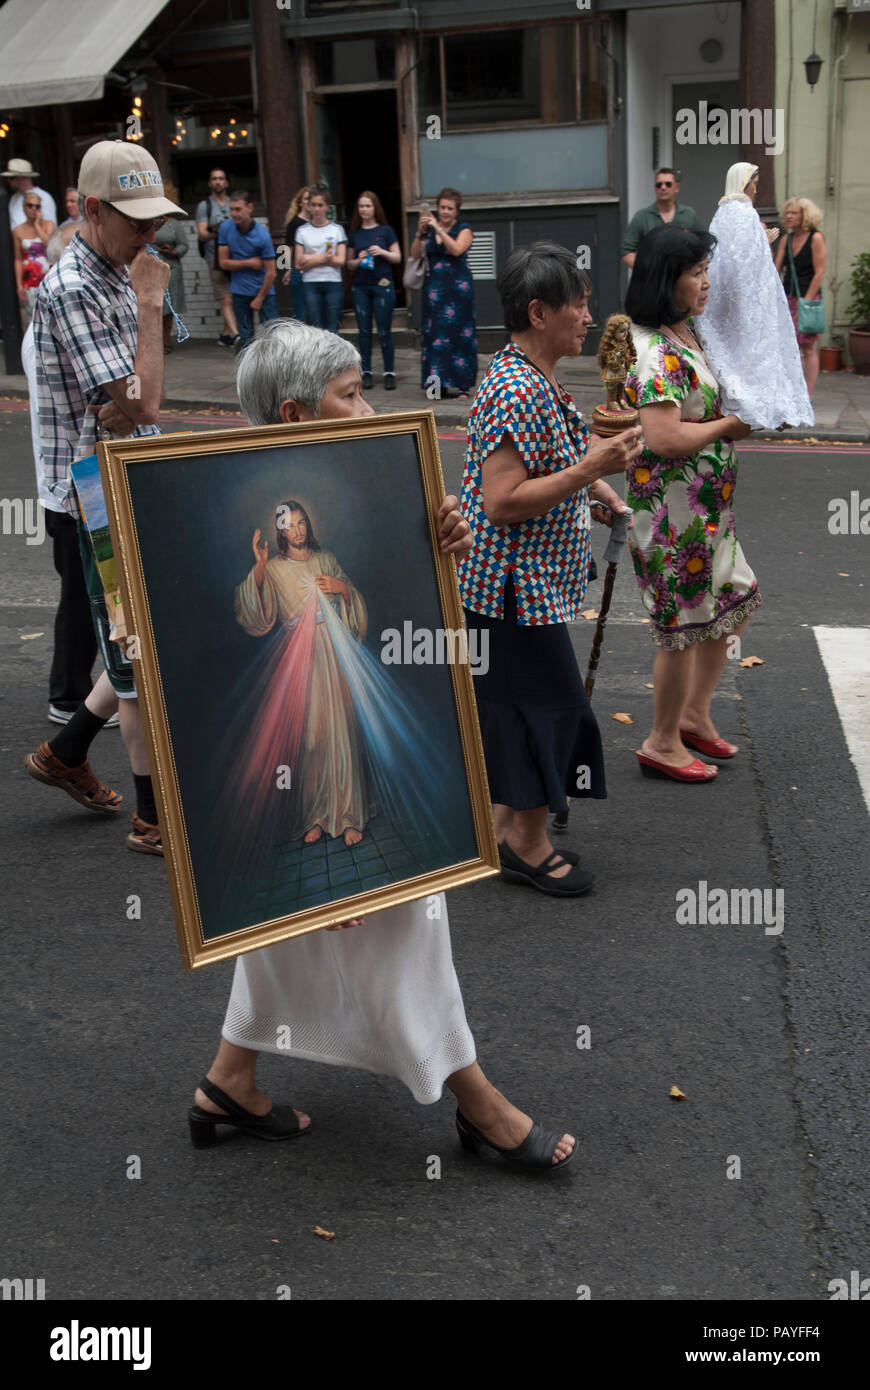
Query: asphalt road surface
1 403 868 1302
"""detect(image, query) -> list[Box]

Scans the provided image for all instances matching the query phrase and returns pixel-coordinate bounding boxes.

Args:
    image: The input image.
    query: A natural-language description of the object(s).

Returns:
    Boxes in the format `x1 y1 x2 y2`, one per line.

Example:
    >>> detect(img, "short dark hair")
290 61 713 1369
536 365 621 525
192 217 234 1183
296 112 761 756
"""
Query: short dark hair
436 187 462 210
497 242 592 333
275 500 321 555
230 189 253 205
655 167 678 180
625 223 717 328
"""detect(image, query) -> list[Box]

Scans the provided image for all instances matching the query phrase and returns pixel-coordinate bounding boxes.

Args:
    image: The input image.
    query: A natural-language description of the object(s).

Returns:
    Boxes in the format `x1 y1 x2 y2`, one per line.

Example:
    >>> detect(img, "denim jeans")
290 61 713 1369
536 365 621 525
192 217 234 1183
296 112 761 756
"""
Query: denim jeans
352 282 396 374
289 267 308 322
304 280 344 333
232 292 279 348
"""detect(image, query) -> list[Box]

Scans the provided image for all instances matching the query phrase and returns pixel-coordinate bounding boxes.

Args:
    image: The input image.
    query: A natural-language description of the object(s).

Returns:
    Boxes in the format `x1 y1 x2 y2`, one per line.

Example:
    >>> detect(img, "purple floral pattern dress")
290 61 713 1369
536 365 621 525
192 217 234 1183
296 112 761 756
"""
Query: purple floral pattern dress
420 220 477 393
625 323 761 651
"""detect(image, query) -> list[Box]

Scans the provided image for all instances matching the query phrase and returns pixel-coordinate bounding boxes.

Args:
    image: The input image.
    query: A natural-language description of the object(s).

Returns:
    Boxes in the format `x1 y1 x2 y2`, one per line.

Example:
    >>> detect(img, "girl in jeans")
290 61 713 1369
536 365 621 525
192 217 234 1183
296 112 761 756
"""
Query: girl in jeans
294 190 346 333
347 191 401 389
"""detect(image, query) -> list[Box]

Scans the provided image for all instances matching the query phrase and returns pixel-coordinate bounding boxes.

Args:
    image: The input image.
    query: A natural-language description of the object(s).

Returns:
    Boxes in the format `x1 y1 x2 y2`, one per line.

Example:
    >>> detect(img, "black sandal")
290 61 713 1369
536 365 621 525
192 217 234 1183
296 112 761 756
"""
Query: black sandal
498 841 595 897
188 1076 312 1148
456 1108 577 1172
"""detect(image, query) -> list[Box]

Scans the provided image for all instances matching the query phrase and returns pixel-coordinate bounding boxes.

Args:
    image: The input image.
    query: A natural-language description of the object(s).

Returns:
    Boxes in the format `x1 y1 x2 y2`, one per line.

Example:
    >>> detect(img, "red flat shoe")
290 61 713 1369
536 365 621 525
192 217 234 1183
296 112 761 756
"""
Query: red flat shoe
680 729 738 759
636 751 717 782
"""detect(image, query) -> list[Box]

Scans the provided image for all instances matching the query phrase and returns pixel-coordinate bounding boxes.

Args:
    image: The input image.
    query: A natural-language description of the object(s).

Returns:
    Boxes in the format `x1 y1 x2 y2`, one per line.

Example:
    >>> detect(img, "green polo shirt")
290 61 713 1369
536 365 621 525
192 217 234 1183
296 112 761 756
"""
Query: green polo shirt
621 202 702 255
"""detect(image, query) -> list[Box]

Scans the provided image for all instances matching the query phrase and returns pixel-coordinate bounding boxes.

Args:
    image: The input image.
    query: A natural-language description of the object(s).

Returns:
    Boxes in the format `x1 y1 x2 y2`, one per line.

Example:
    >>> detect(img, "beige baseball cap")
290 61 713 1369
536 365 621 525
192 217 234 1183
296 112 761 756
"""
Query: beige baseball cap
78 140 184 221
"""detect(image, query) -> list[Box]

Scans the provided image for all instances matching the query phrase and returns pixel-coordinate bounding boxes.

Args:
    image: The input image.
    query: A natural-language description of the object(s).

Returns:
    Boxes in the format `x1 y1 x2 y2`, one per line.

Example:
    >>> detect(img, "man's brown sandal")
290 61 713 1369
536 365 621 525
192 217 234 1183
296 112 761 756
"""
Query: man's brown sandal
126 813 163 856
24 742 122 813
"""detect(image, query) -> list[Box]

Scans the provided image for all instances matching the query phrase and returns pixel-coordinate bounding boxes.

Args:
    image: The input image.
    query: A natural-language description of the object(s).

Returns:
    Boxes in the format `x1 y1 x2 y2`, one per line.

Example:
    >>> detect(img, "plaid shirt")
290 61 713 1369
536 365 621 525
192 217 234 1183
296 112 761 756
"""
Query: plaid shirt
31 232 159 515
458 343 592 625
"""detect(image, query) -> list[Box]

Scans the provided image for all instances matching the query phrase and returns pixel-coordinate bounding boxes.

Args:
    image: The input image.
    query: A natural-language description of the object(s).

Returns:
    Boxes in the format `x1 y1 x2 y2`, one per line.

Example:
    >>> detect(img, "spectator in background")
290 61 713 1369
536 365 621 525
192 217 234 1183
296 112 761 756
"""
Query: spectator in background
196 168 239 349
12 192 54 320
4 156 58 229
218 189 278 350
621 169 701 270
411 187 477 399
294 189 346 333
774 197 827 399
281 185 312 321
152 199 188 353
49 186 84 256
347 190 400 390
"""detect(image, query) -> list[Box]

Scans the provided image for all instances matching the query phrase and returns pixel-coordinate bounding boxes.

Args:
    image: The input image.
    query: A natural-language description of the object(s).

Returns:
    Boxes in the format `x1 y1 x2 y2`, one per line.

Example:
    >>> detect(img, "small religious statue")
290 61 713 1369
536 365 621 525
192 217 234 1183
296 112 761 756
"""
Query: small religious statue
591 313 640 437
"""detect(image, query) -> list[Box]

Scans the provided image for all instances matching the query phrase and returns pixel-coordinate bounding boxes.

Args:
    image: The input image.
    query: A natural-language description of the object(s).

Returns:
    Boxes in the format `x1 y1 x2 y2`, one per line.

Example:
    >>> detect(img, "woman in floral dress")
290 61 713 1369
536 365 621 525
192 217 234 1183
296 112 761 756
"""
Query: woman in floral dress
411 187 477 398
624 224 756 783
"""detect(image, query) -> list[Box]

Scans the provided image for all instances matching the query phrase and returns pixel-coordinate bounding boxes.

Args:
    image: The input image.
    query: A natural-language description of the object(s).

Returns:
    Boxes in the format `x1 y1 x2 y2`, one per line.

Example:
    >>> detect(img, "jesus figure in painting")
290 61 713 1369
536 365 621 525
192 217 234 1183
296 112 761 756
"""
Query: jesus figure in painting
234 499 368 847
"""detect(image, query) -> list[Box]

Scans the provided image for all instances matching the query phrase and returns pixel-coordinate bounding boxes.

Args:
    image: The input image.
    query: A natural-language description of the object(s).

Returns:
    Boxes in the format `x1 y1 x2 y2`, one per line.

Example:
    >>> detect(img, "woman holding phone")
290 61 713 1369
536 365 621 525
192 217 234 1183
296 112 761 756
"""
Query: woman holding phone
294 189 346 333
410 187 477 398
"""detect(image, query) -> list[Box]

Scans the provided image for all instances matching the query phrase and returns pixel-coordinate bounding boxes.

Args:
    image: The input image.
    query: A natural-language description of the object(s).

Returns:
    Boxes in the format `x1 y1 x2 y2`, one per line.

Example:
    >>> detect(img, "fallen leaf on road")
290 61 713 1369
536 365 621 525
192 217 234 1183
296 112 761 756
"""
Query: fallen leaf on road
837 573 850 578
20 632 44 641
645 682 654 689
580 608 599 620
313 1225 335 1241
271 1239 279 1244
669 1086 687 1101
640 618 650 624
612 712 634 724
738 655 765 668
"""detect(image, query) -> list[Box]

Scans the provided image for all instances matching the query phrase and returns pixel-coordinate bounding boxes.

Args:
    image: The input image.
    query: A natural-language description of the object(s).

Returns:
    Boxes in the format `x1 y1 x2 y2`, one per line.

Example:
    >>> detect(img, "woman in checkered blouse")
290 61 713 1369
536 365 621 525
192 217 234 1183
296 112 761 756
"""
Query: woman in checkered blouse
458 243 643 897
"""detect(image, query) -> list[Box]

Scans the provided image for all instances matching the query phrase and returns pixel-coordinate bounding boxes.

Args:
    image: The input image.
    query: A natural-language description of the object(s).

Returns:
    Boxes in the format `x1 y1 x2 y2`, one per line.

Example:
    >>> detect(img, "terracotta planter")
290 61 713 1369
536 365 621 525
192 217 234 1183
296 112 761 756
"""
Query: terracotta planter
820 346 842 372
848 328 870 376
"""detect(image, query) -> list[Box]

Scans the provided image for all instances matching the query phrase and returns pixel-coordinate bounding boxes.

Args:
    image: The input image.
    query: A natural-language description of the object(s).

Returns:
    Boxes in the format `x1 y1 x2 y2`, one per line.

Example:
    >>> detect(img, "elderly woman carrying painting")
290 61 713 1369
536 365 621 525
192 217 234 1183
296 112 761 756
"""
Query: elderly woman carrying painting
189 319 577 1172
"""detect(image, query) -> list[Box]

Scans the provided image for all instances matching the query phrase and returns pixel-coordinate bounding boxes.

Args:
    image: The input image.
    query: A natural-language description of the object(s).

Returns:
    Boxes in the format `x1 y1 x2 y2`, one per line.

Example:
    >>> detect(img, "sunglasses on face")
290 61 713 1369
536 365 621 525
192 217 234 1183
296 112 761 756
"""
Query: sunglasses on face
25 202 41 208
656 181 674 189
102 200 166 233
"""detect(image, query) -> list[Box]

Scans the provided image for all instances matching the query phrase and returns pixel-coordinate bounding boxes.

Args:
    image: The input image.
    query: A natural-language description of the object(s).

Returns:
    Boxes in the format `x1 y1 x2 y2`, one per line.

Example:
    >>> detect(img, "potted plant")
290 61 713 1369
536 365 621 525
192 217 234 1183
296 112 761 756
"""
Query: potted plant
846 253 870 375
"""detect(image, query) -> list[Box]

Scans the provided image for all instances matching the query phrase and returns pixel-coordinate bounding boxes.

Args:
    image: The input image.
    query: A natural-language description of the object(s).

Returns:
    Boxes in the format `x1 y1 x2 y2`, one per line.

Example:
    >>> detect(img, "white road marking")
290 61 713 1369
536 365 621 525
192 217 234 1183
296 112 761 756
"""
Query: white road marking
813 626 870 815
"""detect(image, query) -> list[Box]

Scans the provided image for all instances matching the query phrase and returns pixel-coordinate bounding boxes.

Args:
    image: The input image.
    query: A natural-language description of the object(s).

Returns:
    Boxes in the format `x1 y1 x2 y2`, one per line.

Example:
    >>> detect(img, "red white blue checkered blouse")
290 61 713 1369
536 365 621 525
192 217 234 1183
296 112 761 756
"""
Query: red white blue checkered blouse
458 343 592 625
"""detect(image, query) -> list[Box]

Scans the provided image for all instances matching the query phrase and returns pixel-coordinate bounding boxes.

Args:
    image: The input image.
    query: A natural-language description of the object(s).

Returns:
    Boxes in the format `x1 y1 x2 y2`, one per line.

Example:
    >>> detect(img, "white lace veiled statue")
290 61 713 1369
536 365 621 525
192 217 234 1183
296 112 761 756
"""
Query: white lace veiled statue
697 162 814 430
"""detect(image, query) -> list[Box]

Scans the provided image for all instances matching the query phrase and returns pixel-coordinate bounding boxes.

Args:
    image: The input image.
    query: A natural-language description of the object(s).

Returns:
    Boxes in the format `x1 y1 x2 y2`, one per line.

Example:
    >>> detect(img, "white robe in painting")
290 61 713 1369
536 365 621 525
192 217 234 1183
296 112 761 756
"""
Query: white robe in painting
234 549 368 841
697 197 813 430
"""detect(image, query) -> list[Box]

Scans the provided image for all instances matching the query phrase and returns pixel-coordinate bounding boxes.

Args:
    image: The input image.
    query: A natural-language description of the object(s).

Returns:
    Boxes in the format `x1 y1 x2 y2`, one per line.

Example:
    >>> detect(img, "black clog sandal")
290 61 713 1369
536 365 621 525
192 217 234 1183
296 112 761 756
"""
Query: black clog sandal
188 1076 312 1147
455 1108 577 1173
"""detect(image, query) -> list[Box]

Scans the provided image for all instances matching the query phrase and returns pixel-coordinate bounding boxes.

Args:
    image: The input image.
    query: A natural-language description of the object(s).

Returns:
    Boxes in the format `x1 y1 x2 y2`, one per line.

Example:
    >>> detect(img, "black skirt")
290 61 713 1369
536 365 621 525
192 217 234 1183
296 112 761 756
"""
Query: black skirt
464 577 606 814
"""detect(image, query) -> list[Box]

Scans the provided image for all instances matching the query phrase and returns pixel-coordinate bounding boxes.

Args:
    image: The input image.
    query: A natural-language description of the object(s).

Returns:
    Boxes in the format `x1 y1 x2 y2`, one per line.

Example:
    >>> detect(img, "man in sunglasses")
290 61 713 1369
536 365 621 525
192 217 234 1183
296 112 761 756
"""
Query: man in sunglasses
25 141 184 852
621 168 701 269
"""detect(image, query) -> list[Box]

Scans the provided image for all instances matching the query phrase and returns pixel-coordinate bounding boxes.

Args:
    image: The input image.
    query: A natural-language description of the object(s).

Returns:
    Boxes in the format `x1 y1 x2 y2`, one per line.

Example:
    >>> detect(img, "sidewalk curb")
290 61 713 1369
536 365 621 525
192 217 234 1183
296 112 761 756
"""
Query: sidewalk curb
2 384 866 440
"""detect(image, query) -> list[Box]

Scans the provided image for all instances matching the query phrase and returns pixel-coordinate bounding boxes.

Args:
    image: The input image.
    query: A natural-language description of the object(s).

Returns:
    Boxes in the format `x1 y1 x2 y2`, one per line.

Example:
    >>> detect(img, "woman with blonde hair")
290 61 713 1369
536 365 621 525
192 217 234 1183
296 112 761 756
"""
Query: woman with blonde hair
697 163 812 429
774 197 826 397
282 184 312 319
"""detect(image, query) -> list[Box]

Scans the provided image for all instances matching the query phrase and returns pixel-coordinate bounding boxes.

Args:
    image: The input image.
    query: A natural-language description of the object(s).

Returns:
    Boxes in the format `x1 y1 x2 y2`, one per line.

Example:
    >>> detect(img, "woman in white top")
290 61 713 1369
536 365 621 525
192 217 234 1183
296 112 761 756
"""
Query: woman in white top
188 320 577 1173
294 189 347 333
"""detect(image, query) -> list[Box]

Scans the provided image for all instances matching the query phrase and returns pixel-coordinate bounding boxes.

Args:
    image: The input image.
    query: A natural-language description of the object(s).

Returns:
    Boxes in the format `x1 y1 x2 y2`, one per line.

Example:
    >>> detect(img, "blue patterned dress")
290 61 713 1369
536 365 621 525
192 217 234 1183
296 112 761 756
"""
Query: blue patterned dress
421 221 478 393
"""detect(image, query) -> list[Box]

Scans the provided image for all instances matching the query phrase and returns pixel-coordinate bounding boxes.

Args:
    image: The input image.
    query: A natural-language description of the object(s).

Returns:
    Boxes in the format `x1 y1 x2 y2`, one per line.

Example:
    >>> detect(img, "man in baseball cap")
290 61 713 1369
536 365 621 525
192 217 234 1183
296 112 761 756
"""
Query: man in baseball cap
24 140 179 854
3 155 58 228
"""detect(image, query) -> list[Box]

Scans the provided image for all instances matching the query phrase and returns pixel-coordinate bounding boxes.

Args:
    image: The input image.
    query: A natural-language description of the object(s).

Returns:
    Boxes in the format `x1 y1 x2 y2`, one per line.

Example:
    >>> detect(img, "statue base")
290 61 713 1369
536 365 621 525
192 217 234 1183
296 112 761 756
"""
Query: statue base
590 403 640 438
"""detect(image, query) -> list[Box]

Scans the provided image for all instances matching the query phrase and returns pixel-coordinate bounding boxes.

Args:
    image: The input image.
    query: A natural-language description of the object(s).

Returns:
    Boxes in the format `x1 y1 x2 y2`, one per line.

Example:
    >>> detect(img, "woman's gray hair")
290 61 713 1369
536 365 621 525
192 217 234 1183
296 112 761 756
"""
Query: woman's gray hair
236 319 361 422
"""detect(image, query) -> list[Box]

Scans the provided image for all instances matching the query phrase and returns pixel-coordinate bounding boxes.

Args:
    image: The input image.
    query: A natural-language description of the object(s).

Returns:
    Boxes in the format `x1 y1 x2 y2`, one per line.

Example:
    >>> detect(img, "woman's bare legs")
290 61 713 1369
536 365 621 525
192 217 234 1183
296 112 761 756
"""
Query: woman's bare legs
680 619 749 744
639 645 712 771
641 618 750 764
801 341 820 397
493 804 571 879
195 1048 573 1164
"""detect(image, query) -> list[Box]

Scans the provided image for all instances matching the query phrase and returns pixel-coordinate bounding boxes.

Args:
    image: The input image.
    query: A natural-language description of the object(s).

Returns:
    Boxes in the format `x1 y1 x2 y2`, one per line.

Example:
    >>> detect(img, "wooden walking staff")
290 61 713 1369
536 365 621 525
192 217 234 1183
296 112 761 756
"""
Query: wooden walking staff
584 506 631 698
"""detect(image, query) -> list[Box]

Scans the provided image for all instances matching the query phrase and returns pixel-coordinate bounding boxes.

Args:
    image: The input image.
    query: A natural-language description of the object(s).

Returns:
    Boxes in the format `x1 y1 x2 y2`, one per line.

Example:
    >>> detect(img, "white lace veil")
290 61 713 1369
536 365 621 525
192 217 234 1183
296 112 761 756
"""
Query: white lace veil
697 189 814 429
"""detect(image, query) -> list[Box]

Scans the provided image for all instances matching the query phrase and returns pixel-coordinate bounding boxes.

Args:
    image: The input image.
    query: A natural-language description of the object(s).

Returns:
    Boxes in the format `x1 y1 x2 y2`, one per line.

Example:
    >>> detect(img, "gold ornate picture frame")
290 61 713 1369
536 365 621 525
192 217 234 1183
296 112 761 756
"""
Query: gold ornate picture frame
99 410 498 970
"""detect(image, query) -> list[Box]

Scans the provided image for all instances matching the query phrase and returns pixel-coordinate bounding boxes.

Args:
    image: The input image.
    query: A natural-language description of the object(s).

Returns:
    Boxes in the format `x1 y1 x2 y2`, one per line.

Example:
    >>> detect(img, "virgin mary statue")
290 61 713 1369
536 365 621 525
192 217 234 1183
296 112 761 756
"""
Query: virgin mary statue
697 162 813 430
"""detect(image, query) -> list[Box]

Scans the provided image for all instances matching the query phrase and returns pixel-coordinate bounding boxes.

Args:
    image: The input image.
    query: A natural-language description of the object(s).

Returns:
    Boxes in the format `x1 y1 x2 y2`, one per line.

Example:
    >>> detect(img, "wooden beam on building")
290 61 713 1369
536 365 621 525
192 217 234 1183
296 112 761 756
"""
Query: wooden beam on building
251 0 303 237
740 0 776 213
